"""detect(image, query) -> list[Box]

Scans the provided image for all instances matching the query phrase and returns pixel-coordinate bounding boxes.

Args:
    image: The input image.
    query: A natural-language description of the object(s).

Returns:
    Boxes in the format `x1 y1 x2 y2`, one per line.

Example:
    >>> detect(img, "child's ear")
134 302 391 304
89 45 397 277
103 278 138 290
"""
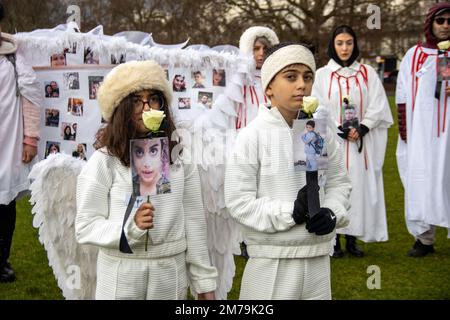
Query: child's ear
265 85 272 98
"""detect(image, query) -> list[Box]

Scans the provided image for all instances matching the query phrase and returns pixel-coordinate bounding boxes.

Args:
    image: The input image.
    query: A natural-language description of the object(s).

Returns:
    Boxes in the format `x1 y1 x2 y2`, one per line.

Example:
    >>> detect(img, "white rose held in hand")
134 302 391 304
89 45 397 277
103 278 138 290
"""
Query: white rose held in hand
302 96 319 116
142 109 165 132
437 40 450 51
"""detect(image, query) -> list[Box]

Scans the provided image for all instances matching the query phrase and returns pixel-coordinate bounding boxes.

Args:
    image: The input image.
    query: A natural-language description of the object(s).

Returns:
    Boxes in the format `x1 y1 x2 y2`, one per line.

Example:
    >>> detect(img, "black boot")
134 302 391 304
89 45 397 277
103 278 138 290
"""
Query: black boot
332 234 344 258
0 201 16 283
0 239 16 283
408 240 435 257
240 242 249 260
345 235 364 257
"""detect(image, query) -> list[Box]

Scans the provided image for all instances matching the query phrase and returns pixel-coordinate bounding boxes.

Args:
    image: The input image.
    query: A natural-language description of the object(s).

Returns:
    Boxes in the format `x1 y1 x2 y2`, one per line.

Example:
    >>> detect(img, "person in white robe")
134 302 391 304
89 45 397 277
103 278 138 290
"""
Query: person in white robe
0 2 42 283
396 3 450 257
312 25 393 257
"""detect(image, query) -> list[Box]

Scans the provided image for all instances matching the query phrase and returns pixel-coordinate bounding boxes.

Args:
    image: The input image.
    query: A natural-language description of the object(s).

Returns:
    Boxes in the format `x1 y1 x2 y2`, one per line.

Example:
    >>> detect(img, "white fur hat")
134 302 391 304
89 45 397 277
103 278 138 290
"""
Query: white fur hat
98 60 172 121
239 26 279 56
261 44 316 93
0 32 17 55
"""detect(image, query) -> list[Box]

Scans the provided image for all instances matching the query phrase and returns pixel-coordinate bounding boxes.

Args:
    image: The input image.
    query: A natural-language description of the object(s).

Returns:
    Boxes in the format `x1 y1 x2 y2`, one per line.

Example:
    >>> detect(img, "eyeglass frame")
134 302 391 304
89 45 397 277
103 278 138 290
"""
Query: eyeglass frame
434 17 450 25
132 93 164 111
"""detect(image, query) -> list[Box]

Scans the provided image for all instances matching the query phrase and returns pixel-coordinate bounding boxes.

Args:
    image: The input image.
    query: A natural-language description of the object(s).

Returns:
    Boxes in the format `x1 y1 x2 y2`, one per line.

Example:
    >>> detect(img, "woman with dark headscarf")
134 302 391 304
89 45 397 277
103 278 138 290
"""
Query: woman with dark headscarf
396 3 450 257
312 25 393 258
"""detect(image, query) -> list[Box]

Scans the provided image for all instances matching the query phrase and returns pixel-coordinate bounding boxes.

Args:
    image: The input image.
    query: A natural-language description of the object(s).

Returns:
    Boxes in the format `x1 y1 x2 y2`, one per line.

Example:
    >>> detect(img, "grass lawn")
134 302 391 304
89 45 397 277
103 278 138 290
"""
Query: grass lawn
1 96 449 300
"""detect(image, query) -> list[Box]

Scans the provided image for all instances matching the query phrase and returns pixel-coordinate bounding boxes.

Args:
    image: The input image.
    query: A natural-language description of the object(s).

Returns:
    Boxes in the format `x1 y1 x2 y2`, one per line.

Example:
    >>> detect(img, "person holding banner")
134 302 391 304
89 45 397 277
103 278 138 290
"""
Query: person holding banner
396 3 450 257
0 1 42 283
224 43 351 299
75 60 217 300
312 25 393 258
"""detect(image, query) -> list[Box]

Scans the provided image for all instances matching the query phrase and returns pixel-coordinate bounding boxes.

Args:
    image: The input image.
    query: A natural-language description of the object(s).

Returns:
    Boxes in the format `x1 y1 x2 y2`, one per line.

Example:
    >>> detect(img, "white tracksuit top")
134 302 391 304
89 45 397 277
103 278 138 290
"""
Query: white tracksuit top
75 149 218 294
225 105 351 258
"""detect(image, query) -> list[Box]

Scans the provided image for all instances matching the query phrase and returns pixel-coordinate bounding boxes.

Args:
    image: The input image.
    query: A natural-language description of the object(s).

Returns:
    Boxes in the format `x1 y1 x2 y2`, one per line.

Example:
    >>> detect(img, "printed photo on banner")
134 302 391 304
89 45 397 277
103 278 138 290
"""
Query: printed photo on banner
130 137 171 197
50 52 67 67
45 141 60 158
192 71 206 88
61 122 77 141
63 72 80 90
84 47 99 65
44 81 60 98
341 97 359 129
67 98 84 117
89 76 103 100
293 119 328 172
72 143 87 161
45 109 60 127
178 97 191 110
198 91 213 109
212 69 226 87
172 74 187 92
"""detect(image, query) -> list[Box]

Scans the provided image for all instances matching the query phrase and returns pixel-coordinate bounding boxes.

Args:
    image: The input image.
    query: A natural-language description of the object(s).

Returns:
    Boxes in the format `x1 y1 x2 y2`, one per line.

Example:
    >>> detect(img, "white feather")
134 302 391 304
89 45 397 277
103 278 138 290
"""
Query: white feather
29 153 98 300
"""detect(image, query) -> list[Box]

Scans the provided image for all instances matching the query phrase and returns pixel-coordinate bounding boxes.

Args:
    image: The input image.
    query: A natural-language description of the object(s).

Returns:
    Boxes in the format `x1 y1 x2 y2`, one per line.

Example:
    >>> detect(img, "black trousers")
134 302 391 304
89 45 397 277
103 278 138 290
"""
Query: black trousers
0 200 16 267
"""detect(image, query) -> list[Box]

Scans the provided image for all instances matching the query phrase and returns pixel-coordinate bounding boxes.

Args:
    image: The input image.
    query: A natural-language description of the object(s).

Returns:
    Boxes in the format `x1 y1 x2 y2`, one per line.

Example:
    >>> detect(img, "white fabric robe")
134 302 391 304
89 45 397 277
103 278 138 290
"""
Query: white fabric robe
312 59 393 242
396 45 450 238
0 54 41 205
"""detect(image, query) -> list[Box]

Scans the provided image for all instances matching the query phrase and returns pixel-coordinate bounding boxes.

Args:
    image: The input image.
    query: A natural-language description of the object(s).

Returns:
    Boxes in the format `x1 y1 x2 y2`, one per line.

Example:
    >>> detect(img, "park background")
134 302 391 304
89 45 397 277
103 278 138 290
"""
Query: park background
1 0 449 299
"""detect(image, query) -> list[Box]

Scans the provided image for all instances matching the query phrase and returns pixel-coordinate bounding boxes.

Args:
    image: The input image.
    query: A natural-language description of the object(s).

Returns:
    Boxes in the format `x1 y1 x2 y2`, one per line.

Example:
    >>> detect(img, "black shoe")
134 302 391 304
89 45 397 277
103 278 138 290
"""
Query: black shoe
408 240 435 257
345 235 364 257
332 247 344 258
240 242 249 260
0 265 16 283
332 234 344 258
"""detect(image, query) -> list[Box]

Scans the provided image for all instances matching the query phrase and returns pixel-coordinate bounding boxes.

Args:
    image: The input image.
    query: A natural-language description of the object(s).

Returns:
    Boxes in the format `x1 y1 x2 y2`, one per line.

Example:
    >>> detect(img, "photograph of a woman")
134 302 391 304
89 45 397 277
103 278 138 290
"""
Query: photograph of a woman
212 69 226 87
130 137 171 196
172 74 186 92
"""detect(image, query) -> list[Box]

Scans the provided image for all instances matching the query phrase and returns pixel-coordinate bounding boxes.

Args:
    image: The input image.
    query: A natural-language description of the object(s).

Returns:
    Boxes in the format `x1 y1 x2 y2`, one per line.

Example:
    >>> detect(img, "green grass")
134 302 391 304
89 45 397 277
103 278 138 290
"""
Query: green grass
1 96 449 299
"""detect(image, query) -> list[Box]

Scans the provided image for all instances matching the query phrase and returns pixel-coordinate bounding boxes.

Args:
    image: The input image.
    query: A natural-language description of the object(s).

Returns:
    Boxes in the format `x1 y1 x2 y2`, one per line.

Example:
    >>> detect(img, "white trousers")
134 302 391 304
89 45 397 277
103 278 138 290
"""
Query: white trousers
95 250 188 300
416 226 437 245
239 255 331 300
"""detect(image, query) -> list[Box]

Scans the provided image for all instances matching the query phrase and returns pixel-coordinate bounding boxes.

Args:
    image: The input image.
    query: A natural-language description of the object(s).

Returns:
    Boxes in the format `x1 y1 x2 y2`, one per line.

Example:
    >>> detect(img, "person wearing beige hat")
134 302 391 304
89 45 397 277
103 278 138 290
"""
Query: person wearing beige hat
0 1 42 283
75 60 218 300
224 43 351 299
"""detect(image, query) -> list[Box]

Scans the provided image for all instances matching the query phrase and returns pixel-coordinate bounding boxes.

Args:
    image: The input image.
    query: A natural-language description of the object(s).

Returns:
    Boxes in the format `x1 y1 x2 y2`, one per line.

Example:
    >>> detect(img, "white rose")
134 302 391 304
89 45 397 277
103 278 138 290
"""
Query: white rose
302 96 319 115
142 109 166 132
437 40 450 51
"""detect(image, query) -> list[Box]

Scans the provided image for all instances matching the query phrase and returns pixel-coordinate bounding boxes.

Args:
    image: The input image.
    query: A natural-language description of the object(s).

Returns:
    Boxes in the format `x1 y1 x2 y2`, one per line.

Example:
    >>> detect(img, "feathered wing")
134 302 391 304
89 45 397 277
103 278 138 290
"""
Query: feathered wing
28 153 98 300
177 66 254 300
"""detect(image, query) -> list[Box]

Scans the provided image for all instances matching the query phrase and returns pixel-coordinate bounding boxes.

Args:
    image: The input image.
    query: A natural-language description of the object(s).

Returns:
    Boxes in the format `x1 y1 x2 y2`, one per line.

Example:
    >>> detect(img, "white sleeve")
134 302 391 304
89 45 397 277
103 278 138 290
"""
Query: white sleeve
75 151 125 249
16 54 42 109
396 47 414 105
360 65 394 130
224 128 296 234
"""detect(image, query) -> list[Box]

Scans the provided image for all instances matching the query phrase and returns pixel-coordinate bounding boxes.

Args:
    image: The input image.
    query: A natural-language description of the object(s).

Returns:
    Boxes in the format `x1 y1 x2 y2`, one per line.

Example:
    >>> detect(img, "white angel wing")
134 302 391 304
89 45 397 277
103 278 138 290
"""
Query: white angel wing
28 153 98 300
184 66 258 299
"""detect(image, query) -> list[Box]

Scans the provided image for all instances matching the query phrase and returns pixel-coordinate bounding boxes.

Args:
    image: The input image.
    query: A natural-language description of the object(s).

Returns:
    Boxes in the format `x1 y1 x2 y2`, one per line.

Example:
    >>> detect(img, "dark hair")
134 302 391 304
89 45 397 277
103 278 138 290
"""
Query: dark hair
306 120 315 128
95 90 178 167
327 25 360 67
0 1 4 22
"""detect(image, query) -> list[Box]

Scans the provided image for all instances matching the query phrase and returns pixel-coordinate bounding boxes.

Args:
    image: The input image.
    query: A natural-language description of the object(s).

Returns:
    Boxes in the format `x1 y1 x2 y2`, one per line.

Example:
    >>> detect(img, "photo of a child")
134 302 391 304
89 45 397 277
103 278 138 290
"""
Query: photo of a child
293 119 327 171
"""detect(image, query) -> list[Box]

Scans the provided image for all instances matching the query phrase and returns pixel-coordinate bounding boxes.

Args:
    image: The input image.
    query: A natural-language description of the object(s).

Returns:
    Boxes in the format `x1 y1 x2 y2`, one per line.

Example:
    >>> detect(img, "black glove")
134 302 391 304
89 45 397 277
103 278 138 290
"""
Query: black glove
356 124 369 138
305 208 336 235
337 125 350 140
292 186 308 224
